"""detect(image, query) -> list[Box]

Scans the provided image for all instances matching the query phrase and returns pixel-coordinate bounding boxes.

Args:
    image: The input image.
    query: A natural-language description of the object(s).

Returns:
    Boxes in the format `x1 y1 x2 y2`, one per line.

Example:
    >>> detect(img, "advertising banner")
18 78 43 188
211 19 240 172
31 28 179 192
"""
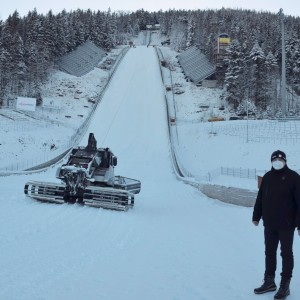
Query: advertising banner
16 97 36 112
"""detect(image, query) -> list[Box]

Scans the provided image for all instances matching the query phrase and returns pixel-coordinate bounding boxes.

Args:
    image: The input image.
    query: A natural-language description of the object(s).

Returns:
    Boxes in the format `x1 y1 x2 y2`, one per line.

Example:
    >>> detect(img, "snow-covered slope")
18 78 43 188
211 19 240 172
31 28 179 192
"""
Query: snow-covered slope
1 45 299 300
0 48 120 171
3 32 300 192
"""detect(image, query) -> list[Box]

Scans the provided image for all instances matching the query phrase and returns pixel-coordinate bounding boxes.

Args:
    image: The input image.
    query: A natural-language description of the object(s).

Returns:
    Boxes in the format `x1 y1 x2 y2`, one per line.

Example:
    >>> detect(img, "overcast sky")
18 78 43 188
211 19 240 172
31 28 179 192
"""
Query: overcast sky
1 0 299 21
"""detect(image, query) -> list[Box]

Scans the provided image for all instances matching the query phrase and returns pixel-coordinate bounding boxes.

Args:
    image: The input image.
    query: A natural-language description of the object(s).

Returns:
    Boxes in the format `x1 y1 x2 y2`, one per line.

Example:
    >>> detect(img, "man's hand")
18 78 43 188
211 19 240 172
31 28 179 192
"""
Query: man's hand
252 221 259 226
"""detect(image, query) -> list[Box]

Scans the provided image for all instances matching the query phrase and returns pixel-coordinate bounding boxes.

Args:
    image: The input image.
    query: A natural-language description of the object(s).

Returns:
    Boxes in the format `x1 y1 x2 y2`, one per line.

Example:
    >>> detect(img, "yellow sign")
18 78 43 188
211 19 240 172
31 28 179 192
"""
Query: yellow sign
219 37 231 44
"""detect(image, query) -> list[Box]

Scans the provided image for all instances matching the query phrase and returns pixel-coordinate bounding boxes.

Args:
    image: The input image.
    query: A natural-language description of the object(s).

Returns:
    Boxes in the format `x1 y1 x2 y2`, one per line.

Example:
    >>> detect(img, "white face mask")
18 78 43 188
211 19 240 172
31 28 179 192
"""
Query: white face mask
272 160 285 170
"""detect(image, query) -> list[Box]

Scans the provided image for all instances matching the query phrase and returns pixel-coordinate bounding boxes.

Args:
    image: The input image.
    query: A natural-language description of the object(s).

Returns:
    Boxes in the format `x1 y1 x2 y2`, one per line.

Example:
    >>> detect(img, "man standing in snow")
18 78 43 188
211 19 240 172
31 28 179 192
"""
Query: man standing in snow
252 150 300 300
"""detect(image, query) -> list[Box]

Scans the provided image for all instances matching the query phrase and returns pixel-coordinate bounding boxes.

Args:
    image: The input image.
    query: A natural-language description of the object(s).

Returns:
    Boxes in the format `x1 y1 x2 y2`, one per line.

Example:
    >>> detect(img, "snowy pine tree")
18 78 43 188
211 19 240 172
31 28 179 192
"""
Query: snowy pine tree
224 40 244 109
249 41 269 109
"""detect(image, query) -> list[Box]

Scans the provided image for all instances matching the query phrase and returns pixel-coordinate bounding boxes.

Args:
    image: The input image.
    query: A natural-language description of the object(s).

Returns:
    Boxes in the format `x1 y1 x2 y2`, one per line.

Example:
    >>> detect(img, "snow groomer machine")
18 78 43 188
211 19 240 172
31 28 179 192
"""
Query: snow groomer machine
24 133 141 211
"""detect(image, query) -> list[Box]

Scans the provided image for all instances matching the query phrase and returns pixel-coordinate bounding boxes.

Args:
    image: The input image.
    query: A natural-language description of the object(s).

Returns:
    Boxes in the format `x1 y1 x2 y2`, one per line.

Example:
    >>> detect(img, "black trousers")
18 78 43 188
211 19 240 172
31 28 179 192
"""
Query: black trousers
264 227 295 279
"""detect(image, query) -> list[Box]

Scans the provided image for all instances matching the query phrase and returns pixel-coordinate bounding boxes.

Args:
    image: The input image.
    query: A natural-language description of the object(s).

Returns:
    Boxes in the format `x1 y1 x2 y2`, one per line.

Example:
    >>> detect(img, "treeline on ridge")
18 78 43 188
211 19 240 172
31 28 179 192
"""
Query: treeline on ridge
0 8 299 115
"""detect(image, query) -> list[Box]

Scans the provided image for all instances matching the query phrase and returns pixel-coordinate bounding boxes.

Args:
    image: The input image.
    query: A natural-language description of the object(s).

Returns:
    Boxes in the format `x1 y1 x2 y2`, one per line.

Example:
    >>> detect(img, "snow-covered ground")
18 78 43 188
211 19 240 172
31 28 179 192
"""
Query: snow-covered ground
0 35 300 300
153 32 300 190
0 48 122 171
2 32 300 191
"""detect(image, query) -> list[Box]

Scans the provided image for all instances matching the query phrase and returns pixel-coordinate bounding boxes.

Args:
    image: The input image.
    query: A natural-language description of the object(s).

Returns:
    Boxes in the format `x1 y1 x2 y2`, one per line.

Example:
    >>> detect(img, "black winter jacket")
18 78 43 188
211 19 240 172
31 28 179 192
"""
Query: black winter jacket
253 165 300 230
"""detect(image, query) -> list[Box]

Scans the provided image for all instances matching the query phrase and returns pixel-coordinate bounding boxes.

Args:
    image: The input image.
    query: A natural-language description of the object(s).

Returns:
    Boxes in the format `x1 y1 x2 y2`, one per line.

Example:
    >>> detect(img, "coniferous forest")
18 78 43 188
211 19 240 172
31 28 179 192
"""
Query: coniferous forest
1 8 300 115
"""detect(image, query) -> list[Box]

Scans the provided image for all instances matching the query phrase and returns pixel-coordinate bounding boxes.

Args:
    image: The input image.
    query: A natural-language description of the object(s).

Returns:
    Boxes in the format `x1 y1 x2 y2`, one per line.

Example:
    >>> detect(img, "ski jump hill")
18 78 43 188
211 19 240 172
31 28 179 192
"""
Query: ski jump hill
1 41 256 208
2 45 295 300
47 44 256 206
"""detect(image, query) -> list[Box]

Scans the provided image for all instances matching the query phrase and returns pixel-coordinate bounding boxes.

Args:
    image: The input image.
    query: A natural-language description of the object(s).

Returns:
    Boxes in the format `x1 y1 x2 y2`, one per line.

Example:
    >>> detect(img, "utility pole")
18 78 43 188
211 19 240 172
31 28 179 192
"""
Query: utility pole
279 8 287 117
246 99 249 143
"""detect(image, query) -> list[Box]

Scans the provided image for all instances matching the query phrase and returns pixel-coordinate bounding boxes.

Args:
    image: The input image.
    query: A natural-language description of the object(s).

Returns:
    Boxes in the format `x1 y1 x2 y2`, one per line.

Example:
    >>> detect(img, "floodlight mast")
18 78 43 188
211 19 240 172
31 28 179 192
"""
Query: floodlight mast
279 8 287 117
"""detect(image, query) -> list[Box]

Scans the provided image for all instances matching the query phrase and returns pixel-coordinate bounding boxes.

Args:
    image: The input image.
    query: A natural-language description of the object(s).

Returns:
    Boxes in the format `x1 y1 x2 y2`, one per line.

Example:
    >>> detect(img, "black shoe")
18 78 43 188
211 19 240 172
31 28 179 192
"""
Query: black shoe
254 275 277 294
274 278 290 300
